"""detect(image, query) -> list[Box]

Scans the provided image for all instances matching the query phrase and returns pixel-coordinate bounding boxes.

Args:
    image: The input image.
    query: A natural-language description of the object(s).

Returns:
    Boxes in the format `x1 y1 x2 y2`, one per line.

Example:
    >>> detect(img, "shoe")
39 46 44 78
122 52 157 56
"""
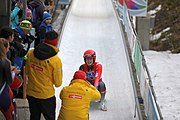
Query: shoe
100 102 107 111
95 100 100 103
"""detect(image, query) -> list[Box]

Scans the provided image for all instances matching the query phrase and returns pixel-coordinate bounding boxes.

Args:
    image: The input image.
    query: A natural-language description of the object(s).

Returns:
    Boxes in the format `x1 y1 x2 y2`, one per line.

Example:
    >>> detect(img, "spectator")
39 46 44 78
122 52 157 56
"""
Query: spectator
10 20 34 98
13 20 34 71
58 70 101 120
39 11 53 42
0 26 14 59
11 1 23 29
28 0 45 47
0 26 14 42
26 8 32 22
0 26 24 98
0 26 22 80
44 0 54 12
25 30 63 120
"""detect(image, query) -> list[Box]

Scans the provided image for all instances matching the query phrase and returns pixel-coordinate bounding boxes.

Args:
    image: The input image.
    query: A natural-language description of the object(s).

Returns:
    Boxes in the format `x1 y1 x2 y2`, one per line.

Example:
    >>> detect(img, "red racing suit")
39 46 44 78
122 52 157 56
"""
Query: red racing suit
0 58 17 120
79 62 102 88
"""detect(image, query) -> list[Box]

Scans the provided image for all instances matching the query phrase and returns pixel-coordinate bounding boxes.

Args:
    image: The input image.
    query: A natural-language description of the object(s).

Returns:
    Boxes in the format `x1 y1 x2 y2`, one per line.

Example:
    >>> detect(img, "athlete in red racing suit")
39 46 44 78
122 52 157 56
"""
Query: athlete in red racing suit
79 49 107 111
0 39 22 120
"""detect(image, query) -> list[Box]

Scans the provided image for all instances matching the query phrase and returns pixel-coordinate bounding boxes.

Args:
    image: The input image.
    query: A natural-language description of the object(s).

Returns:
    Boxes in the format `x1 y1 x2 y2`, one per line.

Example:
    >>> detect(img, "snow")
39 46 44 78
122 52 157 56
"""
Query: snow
148 4 162 16
146 5 180 119
143 50 180 120
150 27 170 41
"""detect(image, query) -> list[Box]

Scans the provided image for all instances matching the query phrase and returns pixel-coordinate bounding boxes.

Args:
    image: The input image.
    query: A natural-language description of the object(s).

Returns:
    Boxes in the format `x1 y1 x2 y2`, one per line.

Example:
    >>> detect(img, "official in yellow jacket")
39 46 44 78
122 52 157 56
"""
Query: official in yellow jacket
58 70 101 120
25 30 63 120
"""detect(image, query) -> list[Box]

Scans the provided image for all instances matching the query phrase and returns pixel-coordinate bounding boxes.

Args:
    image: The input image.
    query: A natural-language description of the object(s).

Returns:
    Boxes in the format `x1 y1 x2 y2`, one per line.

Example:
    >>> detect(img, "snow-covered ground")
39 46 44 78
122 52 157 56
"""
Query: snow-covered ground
143 50 180 120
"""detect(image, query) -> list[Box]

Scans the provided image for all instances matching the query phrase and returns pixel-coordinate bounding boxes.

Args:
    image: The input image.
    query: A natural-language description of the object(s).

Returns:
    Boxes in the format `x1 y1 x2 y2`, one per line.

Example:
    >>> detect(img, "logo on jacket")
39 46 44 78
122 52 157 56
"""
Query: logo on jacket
69 95 82 99
31 64 43 72
86 71 95 81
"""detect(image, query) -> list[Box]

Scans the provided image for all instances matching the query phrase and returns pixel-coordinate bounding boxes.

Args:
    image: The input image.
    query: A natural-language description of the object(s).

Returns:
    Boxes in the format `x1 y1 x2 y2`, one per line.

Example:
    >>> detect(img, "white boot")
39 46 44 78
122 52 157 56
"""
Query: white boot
100 101 107 111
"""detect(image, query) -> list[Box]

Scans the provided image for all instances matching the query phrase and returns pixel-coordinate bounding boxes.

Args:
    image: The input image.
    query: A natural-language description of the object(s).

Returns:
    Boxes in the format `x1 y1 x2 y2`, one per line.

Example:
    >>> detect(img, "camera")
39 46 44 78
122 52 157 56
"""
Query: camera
26 34 35 43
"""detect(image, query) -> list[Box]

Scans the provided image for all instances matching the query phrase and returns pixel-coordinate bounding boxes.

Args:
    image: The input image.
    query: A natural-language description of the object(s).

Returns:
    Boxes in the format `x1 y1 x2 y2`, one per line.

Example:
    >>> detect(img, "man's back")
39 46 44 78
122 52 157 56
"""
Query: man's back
58 71 101 120
26 43 62 99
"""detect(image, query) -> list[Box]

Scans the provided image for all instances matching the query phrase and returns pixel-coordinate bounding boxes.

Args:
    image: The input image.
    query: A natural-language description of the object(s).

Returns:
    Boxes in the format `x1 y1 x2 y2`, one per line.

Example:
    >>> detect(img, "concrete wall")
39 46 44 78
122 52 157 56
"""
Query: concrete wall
136 16 151 50
15 99 30 120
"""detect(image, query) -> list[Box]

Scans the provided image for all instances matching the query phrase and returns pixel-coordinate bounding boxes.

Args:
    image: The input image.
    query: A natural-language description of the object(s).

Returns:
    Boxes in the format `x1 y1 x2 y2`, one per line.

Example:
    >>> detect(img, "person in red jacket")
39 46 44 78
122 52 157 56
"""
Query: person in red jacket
79 49 107 111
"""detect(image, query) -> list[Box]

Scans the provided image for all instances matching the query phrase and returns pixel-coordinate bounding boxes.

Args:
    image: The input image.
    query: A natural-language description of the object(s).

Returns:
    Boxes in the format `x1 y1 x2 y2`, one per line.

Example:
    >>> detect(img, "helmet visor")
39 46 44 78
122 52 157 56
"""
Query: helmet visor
83 54 96 58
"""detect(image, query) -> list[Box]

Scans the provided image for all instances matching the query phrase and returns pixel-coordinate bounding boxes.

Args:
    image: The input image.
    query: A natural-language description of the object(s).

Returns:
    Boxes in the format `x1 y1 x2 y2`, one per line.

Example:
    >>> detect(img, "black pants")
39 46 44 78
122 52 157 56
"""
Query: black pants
27 95 56 120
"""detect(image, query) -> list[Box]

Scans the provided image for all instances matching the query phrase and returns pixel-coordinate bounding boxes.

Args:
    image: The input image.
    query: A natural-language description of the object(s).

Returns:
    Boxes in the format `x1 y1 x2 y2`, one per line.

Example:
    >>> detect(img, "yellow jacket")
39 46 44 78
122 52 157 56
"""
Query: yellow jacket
25 43 63 99
58 79 101 120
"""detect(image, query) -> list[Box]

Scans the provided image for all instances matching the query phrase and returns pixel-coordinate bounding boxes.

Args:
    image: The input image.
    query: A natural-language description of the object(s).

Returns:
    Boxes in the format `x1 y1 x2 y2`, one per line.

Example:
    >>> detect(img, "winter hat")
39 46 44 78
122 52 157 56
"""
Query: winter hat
73 70 87 80
26 8 32 15
20 20 32 30
43 11 52 21
44 30 59 46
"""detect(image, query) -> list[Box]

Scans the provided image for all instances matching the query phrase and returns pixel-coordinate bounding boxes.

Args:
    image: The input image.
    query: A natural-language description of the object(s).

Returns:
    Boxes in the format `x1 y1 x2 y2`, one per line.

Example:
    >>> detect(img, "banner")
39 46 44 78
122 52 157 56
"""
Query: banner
118 0 148 16
118 1 162 119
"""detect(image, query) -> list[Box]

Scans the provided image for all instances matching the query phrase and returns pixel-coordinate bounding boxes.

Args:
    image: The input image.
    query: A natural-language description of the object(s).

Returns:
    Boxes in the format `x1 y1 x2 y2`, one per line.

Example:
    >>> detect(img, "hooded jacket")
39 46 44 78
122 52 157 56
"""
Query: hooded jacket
58 79 101 120
25 43 63 99
28 0 45 28
39 22 53 42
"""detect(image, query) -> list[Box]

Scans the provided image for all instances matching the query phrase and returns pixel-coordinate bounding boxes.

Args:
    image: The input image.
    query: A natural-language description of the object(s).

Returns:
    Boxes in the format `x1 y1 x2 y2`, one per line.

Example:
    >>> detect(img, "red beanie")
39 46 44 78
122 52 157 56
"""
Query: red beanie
44 30 59 46
73 70 86 80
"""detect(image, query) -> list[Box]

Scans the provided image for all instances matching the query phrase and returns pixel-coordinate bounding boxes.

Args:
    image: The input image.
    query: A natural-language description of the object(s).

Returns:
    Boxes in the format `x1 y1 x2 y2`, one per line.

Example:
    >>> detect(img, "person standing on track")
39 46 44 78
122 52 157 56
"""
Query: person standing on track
25 30 63 120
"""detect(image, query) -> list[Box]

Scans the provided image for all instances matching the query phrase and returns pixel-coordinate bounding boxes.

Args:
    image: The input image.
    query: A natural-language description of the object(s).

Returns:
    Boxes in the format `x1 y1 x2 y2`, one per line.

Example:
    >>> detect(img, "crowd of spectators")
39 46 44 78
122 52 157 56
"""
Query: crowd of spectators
0 0 57 119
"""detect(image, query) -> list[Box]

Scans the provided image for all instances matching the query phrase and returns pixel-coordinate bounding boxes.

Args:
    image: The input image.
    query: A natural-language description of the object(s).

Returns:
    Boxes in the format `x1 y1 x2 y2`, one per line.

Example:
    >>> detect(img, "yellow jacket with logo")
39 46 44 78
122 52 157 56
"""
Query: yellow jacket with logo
58 79 101 120
25 43 63 99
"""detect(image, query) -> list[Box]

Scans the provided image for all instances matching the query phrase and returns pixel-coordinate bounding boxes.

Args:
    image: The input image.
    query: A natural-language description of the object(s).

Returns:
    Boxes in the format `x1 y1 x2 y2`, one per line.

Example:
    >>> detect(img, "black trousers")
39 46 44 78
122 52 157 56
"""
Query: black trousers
27 95 56 120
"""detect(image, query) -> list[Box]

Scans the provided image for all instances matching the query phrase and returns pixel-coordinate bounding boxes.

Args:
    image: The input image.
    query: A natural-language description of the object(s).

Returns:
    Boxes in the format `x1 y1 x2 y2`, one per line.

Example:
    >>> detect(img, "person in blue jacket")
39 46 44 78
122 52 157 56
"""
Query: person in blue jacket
39 11 53 42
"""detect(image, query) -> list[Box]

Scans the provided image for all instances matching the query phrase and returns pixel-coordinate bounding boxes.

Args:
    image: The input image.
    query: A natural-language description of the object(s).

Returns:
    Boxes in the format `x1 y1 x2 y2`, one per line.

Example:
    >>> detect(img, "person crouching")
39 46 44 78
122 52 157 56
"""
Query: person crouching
58 70 101 120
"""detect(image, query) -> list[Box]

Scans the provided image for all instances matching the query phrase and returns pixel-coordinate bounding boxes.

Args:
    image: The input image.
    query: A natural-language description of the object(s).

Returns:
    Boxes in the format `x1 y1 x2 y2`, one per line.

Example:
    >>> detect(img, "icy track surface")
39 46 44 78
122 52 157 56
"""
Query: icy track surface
55 0 139 119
